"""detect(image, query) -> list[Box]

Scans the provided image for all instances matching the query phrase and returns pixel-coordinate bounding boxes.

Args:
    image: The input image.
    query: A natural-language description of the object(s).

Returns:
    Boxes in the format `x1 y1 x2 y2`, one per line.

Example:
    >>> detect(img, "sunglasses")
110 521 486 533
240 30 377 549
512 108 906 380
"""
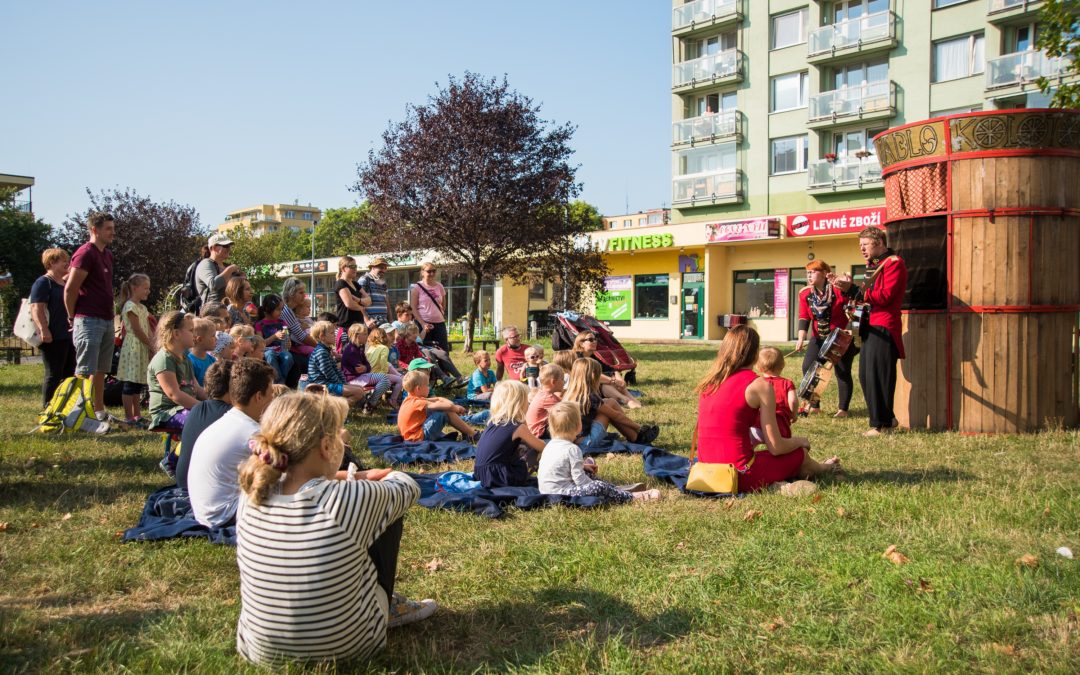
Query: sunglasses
343 264 357 269
581 337 596 342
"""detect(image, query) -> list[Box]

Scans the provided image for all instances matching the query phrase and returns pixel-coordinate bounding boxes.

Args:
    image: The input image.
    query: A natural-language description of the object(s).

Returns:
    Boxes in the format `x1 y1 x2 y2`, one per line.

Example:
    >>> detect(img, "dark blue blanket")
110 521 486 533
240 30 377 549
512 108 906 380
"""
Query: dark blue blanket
407 472 606 518
452 396 491 409
368 433 649 466
122 485 236 545
641 446 691 491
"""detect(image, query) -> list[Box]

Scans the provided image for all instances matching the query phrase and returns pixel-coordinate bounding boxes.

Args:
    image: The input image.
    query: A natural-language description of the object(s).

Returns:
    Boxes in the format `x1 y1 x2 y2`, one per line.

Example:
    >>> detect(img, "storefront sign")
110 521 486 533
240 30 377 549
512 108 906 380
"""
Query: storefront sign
595 275 631 326
785 206 886 238
605 232 674 252
773 268 789 319
292 260 329 274
705 218 780 243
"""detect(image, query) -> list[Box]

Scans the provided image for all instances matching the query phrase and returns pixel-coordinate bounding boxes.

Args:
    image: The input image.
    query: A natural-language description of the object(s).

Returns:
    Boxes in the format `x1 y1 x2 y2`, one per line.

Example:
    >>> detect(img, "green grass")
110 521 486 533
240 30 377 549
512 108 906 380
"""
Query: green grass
1 345 1078 673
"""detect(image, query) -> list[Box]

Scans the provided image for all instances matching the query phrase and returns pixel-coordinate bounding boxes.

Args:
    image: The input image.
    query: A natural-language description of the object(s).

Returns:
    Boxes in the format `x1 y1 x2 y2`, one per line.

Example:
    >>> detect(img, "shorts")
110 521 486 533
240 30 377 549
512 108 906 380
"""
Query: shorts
580 420 607 448
738 448 806 493
73 316 115 377
121 380 145 396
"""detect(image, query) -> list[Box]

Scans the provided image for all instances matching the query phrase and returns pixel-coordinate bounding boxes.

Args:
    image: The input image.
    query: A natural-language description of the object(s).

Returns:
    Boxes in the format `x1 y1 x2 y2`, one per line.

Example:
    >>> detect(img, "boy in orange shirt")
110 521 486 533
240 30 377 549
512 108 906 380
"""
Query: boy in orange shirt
398 370 482 444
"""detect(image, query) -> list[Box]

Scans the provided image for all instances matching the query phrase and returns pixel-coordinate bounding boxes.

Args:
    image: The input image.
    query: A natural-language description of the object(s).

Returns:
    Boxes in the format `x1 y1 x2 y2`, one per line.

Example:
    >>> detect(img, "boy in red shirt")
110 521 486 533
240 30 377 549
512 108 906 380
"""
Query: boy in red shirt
398 370 482 444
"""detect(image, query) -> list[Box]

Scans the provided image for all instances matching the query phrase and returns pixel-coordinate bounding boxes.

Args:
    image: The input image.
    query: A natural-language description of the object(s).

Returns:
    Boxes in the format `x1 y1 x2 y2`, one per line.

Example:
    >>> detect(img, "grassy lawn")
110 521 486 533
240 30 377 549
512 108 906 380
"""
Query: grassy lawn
1 344 1078 673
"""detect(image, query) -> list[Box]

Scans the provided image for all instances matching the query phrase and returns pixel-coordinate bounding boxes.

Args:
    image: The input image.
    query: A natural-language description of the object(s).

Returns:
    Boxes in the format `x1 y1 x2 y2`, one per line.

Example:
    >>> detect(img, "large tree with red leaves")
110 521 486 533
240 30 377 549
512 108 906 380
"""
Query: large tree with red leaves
354 73 601 351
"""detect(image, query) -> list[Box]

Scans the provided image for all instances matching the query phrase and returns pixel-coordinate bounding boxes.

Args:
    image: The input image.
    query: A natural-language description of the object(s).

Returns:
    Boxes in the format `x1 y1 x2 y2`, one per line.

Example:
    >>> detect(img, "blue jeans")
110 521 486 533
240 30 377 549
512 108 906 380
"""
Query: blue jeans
422 411 449 440
580 421 607 448
463 409 489 425
264 348 294 384
73 316 114 377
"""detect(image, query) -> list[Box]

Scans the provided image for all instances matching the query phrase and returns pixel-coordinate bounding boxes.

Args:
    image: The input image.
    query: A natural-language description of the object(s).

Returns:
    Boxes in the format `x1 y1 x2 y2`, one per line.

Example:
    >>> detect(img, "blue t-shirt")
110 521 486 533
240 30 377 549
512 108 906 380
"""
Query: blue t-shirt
29 275 71 341
187 351 216 387
359 273 388 318
468 368 497 399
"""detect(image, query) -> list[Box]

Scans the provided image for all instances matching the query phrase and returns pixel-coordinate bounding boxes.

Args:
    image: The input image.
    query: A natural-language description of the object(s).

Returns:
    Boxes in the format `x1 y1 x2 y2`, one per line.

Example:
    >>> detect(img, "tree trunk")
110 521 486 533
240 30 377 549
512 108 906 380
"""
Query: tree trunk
464 272 482 353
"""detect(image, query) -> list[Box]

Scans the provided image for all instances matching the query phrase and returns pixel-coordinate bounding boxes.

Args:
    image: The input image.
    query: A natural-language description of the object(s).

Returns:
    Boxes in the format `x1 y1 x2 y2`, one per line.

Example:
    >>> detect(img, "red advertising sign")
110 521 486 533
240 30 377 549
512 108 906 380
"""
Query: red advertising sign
785 206 886 238
705 218 781 243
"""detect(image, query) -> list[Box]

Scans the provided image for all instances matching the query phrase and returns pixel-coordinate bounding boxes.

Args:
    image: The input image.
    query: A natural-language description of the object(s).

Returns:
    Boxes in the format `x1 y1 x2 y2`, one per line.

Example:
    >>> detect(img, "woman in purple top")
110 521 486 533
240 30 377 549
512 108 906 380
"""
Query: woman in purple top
342 323 392 407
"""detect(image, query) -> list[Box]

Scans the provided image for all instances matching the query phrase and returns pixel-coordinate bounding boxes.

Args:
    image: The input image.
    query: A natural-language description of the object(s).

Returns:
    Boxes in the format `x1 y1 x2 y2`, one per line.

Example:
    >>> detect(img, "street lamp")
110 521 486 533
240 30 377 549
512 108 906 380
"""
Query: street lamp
310 219 319 313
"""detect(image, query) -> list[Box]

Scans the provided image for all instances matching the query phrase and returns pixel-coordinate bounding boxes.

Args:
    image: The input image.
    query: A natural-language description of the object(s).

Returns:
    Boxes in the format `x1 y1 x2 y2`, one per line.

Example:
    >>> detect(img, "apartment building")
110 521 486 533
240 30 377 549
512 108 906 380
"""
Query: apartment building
0 173 34 215
601 208 671 230
589 0 1074 343
216 203 322 236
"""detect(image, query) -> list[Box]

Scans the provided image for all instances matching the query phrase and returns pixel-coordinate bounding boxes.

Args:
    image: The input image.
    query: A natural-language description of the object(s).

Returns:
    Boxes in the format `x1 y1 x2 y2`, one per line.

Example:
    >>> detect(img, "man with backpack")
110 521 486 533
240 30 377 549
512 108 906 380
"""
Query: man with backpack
179 245 210 314
195 234 241 306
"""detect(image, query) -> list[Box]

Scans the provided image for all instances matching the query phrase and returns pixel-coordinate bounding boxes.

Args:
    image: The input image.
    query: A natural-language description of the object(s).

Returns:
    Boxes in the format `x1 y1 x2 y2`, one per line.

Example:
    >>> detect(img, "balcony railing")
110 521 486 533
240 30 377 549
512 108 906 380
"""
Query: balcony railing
672 111 740 144
672 0 739 31
808 157 882 190
986 50 1073 89
988 0 1041 13
673 50 741 88
809 11 896 57
809 80 895 122
12 199 31 213
672 169 741 204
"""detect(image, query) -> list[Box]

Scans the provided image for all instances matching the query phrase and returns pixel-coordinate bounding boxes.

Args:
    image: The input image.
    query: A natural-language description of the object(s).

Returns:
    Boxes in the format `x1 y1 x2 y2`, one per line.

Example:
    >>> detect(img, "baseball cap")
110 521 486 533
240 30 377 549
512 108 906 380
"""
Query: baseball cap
208 233 234 247
407 358 434 371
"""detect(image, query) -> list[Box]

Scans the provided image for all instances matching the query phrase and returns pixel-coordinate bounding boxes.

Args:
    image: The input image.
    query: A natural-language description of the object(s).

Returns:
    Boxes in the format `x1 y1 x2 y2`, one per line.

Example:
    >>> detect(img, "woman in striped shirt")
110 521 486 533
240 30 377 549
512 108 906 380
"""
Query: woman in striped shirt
235 393 435 666
279 277 318 388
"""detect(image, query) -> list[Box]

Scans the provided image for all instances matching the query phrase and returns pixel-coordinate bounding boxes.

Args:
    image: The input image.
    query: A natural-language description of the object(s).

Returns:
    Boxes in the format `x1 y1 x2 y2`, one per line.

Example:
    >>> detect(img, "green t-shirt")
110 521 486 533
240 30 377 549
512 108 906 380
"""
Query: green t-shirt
147 349 196 427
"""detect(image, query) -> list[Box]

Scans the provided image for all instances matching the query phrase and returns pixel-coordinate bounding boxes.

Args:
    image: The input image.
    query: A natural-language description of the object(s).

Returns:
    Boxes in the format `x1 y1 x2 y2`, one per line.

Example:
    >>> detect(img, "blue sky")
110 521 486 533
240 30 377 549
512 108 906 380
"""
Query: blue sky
2 1 672 231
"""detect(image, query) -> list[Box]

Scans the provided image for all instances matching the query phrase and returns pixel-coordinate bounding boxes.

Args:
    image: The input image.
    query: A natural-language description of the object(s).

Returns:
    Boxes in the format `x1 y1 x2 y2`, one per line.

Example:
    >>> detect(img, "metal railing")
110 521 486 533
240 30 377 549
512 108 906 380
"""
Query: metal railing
988 0 1038 13
11 199 31 213
672 169 741 203
808 157 882 189
808 10 896 56
672 0 739 31
809 80 895 122
986 50 1072 89
673 49 741 87
672 110 740 144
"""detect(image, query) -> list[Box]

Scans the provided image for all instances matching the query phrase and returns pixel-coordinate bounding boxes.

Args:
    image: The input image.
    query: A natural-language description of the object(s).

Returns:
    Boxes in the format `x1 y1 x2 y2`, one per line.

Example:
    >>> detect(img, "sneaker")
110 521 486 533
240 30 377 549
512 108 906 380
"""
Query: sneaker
96 411 122 424
635 425 660 446
617 482 647 493
388 595 437 628
441 431 460 442
632 488 662 502
158 456 176 478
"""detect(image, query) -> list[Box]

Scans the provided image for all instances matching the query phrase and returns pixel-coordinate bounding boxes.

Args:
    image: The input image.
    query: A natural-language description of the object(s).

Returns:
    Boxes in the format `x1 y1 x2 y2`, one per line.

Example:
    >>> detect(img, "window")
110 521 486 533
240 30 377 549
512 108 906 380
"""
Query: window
771 135 809 174
302 212 314 221
691 91 737 117
285 210 296 219
528 279 547 300
634 275 669 319
830 127 886 159
676 143 737 176
647 212 664 225
933 33 985 82
933 0 970 7
831 59 889 89
623 219 632 228
733 270 776 317
771 71 808 112
833 0 888 22
772 9 808 49
638 217 647 226
608 220 616 230
688 32 736 59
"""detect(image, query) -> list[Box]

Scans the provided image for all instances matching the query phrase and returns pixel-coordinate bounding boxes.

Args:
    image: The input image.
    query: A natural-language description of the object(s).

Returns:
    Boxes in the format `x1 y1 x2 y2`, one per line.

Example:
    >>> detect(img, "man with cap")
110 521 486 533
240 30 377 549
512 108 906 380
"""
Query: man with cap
196 234 242 305
359 257 390 328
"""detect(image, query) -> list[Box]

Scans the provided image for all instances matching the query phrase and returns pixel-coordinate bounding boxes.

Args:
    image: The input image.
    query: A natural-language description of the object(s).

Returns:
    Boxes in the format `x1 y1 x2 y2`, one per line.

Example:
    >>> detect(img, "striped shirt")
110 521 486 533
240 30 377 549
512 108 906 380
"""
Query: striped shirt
236 473 420 666
359 273 388 318
280 305 310 343
307 343 343 386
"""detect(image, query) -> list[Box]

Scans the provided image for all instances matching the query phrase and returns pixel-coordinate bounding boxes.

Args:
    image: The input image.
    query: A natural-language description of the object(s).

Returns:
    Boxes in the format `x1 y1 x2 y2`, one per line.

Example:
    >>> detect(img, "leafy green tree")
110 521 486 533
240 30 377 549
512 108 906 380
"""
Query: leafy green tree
227 226 309 295
1036 0 1080 108
0 188 53 329
314 204 375 257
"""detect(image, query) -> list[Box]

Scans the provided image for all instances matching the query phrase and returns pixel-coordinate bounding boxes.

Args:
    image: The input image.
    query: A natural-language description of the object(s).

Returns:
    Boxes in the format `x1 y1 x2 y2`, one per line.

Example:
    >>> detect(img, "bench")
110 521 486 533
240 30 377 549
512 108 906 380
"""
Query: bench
447 339 501 352
1 347 24 365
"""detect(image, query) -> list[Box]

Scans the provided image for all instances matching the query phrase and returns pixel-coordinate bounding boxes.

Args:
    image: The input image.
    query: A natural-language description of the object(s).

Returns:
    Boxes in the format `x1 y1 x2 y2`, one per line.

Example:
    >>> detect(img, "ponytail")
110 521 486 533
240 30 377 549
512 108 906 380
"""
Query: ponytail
117 273 150 312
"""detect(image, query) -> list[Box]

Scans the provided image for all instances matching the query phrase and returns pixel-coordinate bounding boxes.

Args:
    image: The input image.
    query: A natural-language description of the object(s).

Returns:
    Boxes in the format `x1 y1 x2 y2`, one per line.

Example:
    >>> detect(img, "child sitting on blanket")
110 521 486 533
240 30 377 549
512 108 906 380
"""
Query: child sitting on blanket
526 363 565 439
751 346 797 443
537 402 660 502
468 350 497 401
552 350 575 388
563 358 659 448
474 380 547 489
342 323 394 409
395 324 455 388
397 370 482 444
307 321 367 405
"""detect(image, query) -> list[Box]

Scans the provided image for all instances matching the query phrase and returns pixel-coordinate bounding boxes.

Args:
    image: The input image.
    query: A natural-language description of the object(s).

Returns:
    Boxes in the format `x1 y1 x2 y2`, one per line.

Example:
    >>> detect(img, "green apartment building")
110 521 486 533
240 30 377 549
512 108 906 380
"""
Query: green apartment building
590 0 1075 344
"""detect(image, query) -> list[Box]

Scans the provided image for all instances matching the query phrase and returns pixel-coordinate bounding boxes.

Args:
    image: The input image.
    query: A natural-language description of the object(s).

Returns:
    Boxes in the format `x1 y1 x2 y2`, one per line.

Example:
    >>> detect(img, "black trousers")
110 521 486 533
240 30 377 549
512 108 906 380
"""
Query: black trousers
426 321 450 353
368 517 404 600
859 327 899 429
40 339 76 407
285 351 310 389
802 336 856 411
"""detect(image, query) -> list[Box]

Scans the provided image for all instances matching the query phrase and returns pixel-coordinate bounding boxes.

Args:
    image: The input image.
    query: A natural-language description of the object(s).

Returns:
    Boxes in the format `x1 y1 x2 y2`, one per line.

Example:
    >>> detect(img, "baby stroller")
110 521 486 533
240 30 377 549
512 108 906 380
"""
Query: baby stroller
551 312 637 384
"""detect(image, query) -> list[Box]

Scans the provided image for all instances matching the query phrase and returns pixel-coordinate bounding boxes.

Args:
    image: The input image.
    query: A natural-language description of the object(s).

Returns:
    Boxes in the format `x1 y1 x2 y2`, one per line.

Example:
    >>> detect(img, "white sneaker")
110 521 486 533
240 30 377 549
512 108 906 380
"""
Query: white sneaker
387 594 437 628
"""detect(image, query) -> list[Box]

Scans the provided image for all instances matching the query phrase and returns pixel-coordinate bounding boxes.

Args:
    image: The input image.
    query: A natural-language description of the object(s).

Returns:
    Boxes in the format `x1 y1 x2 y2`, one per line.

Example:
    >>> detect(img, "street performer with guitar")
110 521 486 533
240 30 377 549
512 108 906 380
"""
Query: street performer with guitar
829 227 907 437
795 260 856 418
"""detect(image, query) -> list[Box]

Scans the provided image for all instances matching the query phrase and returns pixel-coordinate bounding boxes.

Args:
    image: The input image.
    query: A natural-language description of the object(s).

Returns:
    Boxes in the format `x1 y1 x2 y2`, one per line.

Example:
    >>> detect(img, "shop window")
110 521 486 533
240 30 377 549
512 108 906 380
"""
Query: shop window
733 270 776 317
852 265 867 285
634 274 669 319
528 279 547 300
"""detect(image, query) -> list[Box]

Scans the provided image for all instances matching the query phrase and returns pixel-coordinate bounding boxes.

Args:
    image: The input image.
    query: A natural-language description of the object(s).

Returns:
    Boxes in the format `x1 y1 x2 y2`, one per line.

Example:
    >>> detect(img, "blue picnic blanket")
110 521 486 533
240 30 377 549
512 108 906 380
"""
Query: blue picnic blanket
122 485 236 545
406 472 607 518
368 434 477 464
453 396 491 409
641 446 691 491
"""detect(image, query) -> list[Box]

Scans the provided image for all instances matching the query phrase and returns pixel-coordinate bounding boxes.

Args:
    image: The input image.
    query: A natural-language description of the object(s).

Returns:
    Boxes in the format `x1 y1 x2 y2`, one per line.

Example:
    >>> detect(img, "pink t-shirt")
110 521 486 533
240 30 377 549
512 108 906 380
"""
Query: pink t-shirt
412 282 446 323
526 390 561 438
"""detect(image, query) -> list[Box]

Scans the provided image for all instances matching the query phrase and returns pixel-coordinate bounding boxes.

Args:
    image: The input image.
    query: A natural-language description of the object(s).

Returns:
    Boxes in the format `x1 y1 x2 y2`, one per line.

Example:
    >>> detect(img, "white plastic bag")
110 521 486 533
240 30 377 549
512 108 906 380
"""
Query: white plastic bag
14 298 43 347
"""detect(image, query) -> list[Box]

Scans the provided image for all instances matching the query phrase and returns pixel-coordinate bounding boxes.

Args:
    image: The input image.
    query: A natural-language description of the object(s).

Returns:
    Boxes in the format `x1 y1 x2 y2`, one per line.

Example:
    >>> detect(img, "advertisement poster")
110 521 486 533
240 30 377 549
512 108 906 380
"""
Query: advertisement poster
773 268 789 319
785 206 886 238
705 218 781 243
595 275 632 326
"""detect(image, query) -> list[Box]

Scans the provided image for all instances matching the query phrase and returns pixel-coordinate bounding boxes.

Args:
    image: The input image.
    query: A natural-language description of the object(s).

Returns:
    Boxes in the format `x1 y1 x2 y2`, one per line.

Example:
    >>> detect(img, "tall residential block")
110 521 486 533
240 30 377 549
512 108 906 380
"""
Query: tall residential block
216 203 322 236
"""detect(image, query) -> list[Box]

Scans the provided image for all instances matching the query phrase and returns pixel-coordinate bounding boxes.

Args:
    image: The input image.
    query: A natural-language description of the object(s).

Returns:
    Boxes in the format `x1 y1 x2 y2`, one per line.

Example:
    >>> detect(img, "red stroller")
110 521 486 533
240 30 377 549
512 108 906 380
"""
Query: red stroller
550 312 637 384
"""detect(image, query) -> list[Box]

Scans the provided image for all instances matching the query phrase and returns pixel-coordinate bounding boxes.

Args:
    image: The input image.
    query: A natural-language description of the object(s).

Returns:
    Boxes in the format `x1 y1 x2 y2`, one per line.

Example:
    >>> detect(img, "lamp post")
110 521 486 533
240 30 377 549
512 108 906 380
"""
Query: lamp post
310 220 318 313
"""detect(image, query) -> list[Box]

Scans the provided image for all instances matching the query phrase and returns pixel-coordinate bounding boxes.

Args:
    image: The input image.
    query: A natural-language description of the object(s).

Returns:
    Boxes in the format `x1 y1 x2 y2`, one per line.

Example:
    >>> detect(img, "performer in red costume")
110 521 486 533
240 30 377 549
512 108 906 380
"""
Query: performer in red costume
831 227 907 437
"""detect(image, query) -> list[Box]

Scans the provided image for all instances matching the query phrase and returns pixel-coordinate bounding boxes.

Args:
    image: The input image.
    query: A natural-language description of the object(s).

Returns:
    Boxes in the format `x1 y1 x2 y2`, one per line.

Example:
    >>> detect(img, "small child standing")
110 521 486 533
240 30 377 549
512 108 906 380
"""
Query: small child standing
342 323 393 408
468 350 497 401
116 273 154 426
307 321 366 404
187 318 218 387
525 363 565 439
521 345 544 391
397 370 481 443
255 294 294 384
537 402 659 503
755 346 797 440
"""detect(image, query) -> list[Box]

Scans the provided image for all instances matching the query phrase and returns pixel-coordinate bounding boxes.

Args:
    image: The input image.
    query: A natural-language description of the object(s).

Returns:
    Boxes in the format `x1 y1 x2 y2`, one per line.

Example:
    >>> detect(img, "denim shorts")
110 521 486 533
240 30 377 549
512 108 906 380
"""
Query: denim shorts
73 316 115 377
581 420 607 448
423 411 448 440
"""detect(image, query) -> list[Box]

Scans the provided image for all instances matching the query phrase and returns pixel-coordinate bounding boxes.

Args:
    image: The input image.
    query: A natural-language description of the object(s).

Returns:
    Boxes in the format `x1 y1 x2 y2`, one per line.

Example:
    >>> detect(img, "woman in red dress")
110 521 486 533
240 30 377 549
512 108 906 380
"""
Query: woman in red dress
795 260 855 417
696 326 840 492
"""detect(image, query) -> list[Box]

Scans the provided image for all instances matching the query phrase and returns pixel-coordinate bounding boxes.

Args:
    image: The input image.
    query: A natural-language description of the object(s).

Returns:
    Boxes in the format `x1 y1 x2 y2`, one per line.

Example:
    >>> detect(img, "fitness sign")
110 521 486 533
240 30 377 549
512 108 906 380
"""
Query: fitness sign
785 206 887 238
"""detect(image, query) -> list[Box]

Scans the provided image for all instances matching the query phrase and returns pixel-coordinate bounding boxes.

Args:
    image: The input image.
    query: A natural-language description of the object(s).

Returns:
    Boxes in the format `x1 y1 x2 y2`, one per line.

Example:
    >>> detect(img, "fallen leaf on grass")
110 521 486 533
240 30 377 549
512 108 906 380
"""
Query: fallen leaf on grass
989 643 1018 656
812 493 823 503
114 530 124 539
883 545 910 565
30 523 40 529
904 578 934 593
804 507 816 514
1043 506 1051 517
675 541 686 551
0 522 8 532
1015 554 1039 568
722 500 736 510
743 510 763 522
424 558 445 572
836 507 848 518
763 618 787 632
61 513 72 521
797 530 805 537
606 453 617 460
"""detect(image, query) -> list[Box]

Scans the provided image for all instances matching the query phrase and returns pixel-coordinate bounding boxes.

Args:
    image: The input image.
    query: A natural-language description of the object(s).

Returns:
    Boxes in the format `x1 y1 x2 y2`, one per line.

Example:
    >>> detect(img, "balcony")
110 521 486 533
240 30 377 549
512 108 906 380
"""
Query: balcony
986 50 1074 91
987 0 1044 22
808 11 897 64
808 157 883 194
808 81 896 129
672 0 741 38
672 111 741 145
673 50 743 91
672 169 743 205
12 199 31 213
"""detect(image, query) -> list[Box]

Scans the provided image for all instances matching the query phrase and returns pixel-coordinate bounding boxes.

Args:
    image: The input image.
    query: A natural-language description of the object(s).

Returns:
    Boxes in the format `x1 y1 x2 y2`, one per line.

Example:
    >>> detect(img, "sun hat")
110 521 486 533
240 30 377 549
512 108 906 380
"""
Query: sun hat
379 322 395 333
368 257 389 269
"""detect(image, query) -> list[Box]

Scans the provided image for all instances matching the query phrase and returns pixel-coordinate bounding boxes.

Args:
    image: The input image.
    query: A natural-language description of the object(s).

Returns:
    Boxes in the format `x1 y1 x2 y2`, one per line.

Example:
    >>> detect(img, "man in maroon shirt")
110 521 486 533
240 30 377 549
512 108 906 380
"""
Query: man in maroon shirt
64 212 117 418
831 227 908 437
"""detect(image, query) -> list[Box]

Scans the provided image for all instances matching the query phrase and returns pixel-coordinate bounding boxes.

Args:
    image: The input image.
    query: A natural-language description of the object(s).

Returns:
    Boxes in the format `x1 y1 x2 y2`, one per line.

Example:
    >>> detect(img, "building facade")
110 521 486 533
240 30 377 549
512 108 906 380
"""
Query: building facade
589 0 1075 344
0 173 34 214
216 203 322 236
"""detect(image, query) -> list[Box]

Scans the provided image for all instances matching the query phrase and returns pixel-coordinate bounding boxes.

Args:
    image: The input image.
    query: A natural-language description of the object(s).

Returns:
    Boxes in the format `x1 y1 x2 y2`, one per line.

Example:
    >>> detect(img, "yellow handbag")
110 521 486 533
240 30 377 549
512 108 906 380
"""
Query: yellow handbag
684 423 739 495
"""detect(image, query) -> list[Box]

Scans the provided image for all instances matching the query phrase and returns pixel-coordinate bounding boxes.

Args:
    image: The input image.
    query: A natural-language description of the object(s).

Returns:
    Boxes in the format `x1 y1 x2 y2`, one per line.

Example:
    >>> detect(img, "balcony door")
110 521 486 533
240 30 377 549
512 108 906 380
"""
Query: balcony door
832 0 887 23
692 91 737 117
1009 24 1037 53
687 32 736 60
831 59 888 90
831 127 886 160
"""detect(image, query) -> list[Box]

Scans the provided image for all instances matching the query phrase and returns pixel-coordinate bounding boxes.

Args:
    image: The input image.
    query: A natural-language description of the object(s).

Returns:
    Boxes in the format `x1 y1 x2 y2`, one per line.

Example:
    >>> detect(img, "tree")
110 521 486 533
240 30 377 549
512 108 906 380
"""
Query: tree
1036 0 1080 108
354 72 590 351
52 188 205 311
526 200 609 312
0 188 53 330
314 204 375 258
